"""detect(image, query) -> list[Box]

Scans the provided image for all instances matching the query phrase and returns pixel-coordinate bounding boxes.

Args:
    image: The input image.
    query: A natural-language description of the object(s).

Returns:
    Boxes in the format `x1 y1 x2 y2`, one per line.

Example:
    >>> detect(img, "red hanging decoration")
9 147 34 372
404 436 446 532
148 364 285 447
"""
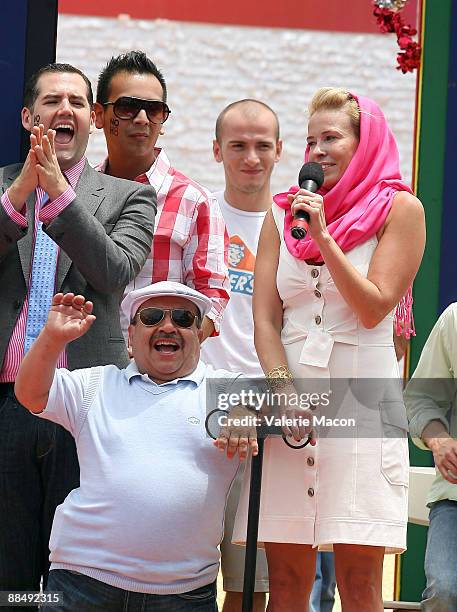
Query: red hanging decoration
373 2 421 73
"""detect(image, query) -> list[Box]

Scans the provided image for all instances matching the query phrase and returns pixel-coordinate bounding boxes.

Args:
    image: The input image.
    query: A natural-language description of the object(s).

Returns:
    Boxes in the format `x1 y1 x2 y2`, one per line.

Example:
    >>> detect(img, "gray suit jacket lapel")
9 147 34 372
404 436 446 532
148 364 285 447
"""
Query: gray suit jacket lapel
56 161 106 289
18 191 35 283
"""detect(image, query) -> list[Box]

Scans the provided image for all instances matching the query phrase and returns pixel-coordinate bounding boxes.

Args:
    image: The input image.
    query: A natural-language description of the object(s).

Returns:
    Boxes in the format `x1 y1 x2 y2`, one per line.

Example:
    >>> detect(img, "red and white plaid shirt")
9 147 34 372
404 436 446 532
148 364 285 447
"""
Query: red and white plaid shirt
97 149 230 335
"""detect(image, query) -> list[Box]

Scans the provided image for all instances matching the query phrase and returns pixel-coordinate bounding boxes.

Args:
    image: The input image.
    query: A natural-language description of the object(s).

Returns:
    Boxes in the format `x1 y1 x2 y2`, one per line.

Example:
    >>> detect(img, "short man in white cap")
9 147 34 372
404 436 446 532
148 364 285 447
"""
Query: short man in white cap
14 281 257 611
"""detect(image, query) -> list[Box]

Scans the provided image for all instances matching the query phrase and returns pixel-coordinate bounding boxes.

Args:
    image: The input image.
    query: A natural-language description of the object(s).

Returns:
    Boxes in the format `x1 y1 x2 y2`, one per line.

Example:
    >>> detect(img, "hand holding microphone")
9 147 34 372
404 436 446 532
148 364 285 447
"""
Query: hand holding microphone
290 162 325 240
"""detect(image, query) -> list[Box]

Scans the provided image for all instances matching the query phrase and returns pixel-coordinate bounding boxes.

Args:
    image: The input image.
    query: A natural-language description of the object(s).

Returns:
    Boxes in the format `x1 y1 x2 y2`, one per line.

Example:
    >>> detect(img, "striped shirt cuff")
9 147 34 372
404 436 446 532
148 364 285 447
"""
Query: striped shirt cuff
40 186 76 224
1 191 27 227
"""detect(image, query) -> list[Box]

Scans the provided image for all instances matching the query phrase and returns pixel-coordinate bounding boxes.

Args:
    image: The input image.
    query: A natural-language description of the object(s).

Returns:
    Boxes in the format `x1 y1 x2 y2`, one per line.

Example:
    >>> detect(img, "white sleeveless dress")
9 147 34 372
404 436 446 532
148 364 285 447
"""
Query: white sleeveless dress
232 204 408 553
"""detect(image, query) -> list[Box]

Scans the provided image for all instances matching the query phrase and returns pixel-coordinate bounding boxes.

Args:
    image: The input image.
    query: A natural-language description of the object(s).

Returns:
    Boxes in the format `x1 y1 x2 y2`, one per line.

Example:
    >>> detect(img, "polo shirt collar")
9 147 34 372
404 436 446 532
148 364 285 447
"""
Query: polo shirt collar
125 359 207 387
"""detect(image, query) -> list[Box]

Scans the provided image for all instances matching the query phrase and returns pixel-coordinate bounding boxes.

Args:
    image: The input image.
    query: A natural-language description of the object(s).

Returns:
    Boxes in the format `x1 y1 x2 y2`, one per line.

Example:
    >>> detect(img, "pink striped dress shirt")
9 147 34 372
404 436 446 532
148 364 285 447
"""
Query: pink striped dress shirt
0 157 86 382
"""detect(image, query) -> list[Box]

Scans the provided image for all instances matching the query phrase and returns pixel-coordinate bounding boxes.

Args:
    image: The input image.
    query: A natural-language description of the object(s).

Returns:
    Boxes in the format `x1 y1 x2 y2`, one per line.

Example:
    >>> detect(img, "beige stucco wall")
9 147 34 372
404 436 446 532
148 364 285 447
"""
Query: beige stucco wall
57 14 417 193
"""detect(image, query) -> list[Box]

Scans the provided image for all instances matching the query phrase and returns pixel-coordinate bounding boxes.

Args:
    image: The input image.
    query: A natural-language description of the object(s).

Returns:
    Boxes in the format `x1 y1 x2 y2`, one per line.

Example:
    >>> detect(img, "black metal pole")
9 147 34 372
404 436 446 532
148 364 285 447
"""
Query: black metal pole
20 0 58 161
241 436 265 612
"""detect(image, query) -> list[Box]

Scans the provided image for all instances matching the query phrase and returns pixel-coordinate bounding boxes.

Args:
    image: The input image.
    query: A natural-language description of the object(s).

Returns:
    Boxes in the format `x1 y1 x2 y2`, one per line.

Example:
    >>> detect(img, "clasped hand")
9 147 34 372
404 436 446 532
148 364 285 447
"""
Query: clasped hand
9 125 68 210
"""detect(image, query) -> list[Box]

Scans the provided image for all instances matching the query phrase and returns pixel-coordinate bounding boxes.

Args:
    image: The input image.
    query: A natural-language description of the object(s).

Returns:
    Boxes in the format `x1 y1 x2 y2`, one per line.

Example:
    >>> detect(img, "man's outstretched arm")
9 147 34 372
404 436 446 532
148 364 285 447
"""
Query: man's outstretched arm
15 293 95 413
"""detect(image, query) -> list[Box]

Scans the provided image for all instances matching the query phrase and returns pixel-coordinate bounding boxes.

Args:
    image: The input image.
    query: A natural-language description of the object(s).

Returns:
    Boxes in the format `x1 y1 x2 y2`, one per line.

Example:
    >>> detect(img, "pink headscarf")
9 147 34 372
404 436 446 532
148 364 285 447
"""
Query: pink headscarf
273 93 415 338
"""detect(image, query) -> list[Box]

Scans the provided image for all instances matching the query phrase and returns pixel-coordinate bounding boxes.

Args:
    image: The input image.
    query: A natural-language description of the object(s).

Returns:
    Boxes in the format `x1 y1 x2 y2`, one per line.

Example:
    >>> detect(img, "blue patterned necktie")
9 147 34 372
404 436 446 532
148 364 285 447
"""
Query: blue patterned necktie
23 193 58 353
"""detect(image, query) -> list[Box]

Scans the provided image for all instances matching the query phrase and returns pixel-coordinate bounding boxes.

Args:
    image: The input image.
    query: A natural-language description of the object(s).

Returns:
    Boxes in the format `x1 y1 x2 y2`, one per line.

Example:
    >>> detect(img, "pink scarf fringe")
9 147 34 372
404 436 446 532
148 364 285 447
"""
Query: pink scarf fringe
395 286 415 340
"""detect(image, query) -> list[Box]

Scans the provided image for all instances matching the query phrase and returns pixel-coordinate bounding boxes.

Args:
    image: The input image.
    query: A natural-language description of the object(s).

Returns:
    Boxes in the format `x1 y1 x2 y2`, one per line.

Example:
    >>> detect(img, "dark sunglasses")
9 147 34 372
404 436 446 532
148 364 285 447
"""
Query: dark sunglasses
103 96 171 124
135 307 200 329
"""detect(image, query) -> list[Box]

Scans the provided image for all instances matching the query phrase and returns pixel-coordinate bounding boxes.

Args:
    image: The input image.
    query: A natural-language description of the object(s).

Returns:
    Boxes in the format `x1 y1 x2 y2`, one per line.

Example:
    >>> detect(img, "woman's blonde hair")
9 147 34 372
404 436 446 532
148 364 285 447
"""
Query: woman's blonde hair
308 87 360 138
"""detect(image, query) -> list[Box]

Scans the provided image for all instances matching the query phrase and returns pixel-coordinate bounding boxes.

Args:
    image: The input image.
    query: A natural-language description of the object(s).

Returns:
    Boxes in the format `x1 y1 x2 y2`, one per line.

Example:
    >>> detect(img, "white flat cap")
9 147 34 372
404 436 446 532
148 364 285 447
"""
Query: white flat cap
121 281 212 323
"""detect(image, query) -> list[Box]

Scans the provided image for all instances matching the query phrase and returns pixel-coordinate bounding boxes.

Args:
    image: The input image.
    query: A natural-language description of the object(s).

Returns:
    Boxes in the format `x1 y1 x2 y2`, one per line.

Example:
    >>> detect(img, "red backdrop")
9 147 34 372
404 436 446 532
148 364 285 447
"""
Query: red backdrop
58 0 418 33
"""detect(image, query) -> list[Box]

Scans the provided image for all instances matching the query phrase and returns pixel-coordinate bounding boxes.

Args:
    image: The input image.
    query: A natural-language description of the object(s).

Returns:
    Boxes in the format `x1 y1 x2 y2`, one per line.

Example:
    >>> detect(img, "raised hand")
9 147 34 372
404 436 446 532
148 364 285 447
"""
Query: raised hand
44 293 96 345
33 126 68 200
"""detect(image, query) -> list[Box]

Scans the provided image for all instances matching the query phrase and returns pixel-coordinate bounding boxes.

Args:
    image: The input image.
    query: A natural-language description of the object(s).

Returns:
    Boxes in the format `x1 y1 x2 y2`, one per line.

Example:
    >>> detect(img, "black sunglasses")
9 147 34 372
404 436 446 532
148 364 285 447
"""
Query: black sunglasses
135 307 200 329
103 96 171 124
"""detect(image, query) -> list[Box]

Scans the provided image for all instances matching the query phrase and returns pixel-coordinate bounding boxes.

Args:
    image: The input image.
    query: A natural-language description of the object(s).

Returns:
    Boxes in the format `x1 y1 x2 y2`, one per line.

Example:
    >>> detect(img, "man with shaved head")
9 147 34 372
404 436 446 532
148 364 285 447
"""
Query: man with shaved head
213 99 281 207
202 99 282 611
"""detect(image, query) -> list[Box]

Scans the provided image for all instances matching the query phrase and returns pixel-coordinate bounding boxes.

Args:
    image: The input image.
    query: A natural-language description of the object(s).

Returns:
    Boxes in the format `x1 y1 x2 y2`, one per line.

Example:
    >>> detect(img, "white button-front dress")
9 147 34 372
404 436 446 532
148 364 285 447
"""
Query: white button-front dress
233 204 409 553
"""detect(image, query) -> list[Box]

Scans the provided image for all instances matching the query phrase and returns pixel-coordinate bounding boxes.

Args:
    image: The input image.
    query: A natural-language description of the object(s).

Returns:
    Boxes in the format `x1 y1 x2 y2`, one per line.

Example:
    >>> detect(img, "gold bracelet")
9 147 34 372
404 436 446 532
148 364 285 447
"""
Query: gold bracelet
265 365 294 391
266 365 293 379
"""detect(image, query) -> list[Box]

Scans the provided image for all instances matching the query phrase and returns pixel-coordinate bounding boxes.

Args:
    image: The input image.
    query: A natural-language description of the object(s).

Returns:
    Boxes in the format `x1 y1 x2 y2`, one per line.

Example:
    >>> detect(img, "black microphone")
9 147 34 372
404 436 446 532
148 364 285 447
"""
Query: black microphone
290 162 325 240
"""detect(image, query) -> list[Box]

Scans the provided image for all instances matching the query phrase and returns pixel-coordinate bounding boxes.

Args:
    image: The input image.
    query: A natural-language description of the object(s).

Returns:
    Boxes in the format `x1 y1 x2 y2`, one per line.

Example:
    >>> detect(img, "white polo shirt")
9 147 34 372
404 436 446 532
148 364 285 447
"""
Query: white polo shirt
37 360 240 594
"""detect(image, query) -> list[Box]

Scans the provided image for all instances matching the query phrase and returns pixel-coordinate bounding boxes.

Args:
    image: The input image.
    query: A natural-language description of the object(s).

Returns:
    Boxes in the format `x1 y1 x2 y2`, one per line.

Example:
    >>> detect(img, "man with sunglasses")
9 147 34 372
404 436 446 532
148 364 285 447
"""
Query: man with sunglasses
94 51 230 341
0 62 155 602
14 282 257 611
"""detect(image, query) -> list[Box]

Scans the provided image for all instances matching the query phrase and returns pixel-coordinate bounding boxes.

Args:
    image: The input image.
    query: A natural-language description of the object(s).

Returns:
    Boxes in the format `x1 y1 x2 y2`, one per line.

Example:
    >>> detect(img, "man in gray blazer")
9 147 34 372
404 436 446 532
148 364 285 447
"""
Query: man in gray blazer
0 63 156 602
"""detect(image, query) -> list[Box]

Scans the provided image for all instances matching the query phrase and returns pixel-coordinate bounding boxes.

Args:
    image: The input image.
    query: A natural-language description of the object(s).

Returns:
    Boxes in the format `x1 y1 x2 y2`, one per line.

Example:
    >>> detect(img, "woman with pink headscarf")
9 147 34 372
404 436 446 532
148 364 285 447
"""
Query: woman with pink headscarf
232 88 425 610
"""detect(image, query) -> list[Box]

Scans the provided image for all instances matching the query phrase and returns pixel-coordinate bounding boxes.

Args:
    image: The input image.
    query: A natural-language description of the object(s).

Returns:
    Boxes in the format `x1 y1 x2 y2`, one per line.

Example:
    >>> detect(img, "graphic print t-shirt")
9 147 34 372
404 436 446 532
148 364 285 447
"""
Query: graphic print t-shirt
201 192 267 377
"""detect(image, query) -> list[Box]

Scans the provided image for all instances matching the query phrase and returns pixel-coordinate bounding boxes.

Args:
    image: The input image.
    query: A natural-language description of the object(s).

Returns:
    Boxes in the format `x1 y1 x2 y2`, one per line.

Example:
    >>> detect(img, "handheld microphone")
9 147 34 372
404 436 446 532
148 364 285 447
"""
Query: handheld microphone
290 162 325 240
